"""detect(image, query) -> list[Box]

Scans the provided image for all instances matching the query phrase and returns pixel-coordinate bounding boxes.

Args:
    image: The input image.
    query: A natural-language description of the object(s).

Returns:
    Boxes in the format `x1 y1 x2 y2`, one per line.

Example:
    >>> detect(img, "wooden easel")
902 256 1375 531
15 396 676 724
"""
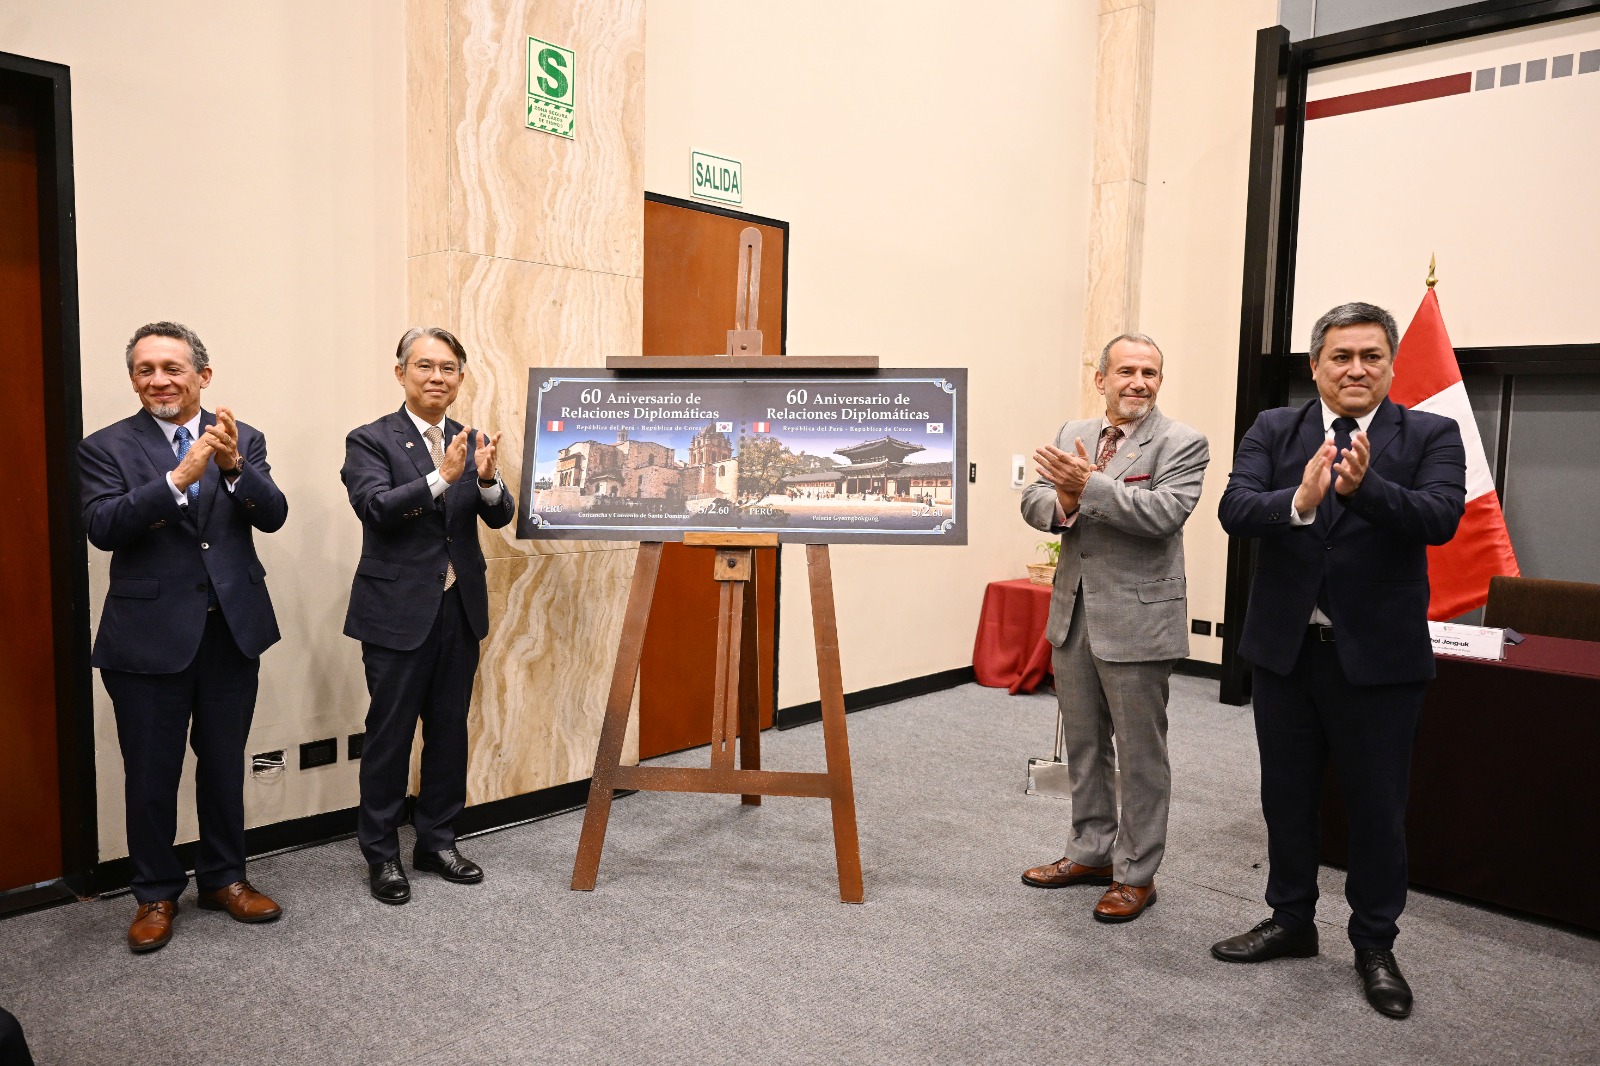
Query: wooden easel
570 227 867 903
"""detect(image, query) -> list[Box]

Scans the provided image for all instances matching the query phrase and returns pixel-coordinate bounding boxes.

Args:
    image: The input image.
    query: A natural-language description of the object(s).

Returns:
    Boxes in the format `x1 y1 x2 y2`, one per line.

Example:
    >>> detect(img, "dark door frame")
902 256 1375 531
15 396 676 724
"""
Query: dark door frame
0 50 96 911
640 191 790 734
1221 0 1600 704
643 191 791 355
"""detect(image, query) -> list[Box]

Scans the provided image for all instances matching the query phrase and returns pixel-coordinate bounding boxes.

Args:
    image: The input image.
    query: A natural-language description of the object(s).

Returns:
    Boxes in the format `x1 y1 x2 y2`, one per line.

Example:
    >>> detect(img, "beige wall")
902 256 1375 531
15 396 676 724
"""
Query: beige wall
6 1 407 858
1137 0 1280 664
644 0 1101 705
1295 14 1600 348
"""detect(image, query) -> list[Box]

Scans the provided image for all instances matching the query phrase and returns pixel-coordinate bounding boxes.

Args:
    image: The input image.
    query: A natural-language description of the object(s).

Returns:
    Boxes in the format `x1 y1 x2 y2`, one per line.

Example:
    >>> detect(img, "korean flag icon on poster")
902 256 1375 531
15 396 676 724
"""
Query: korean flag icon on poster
716 421 734 433
546 420 564 432
927 422 944 434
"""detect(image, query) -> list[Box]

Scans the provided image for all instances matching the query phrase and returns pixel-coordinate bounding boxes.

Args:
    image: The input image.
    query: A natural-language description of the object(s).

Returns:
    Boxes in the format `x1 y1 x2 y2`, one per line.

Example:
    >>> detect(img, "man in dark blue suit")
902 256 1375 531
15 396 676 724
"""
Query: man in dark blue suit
342 327 514 904
79 322 288 952
1213 302 1466 1018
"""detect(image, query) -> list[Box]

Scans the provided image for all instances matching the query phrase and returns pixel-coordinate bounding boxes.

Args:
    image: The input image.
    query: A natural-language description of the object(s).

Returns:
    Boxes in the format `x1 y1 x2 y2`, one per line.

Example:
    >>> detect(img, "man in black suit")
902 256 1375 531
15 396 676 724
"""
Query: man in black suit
1214 302 1466 1018
342 327 514 904
79 322 288 952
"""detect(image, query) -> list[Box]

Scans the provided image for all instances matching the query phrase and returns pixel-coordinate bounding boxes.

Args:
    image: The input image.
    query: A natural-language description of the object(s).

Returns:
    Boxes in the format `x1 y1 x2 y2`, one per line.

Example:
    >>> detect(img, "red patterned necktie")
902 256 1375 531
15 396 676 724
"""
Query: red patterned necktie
1095 426 1123 470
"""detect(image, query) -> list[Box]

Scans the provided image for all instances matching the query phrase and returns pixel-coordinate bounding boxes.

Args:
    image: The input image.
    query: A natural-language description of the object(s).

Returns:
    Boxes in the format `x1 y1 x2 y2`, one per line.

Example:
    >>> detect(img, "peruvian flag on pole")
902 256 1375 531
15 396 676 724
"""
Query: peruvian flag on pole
1388 284 1519 619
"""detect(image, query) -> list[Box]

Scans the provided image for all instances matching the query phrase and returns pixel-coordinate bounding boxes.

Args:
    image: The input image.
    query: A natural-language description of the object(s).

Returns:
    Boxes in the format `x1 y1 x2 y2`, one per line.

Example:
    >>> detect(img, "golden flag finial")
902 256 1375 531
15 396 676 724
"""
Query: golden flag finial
1425 253 1438 289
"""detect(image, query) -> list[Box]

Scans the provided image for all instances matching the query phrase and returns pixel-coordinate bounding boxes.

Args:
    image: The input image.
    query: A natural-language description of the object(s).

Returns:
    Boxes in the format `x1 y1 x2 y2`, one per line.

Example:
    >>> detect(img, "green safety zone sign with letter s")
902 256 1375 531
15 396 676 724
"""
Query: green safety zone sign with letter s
526 37 575 139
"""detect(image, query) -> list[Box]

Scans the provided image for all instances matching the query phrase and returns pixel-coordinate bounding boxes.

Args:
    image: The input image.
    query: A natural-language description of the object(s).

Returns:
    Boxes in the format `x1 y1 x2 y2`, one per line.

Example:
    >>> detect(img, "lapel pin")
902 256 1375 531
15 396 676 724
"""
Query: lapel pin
405 442 414 449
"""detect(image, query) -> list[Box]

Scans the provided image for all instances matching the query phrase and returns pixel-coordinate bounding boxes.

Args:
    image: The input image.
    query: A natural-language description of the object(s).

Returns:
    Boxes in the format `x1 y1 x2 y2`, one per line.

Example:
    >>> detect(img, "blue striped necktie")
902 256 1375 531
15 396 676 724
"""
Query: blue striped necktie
173 426 200 505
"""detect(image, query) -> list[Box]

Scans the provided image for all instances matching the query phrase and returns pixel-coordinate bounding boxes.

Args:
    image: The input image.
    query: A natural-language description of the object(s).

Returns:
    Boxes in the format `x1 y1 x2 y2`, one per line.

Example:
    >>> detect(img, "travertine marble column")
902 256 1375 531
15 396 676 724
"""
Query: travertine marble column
406 0 645 802
1081 0 1156 415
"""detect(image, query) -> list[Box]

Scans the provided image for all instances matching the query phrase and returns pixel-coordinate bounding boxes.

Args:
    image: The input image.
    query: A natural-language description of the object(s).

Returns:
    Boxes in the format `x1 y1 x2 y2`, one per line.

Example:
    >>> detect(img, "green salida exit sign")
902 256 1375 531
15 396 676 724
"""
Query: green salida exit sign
526 36 575 139
691 150 742 205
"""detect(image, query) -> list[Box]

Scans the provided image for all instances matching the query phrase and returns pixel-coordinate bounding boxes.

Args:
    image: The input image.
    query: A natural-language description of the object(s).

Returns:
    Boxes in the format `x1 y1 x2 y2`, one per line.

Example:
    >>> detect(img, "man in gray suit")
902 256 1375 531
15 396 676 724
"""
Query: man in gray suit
1019 333 1209 922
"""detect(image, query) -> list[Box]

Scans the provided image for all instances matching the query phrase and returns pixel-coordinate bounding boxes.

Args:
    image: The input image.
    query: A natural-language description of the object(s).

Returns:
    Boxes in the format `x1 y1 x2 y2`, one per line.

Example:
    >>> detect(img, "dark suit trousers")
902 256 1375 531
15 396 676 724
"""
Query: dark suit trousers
1252 631 1425 950
0 1007 35 1066
101 610 259 904
357 586 477 863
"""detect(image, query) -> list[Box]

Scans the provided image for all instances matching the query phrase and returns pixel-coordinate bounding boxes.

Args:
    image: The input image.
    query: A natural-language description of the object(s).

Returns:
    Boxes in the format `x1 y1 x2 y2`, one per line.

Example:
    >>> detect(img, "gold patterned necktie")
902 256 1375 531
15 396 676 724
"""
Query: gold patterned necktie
423 425 457 591
1095 426 1124 470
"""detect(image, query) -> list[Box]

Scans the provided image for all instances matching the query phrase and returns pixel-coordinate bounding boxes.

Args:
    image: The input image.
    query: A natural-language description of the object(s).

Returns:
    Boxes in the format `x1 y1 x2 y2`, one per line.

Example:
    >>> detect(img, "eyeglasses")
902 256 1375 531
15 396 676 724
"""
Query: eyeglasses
408 359 462 378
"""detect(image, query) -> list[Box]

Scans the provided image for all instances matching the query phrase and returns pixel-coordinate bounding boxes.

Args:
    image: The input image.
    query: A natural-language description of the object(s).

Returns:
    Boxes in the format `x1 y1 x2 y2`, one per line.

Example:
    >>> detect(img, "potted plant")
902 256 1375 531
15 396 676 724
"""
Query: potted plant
1028 540 1059 586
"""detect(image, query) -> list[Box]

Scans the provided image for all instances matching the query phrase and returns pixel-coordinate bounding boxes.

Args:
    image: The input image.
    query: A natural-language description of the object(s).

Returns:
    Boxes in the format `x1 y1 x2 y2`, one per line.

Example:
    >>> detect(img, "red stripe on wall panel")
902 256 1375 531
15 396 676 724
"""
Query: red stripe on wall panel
1306 72 1473 121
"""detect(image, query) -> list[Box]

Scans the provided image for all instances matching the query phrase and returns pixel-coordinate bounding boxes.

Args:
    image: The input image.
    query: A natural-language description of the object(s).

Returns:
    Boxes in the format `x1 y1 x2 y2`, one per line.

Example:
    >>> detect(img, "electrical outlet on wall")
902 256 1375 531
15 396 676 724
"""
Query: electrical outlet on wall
1010 454 1027 489
300 738 338 770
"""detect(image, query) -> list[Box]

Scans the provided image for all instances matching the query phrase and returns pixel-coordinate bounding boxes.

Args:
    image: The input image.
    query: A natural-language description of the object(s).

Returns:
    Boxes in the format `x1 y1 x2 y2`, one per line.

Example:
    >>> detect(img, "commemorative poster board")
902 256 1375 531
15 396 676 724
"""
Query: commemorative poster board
516 367 968 546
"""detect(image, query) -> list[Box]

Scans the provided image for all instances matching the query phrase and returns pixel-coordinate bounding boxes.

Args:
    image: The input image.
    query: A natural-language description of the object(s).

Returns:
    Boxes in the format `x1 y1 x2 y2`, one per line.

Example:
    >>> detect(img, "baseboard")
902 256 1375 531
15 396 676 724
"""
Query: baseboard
1174 658 1222 680
776 665 976 730
454 778 606 838
80 777 607 900
0 880 78 919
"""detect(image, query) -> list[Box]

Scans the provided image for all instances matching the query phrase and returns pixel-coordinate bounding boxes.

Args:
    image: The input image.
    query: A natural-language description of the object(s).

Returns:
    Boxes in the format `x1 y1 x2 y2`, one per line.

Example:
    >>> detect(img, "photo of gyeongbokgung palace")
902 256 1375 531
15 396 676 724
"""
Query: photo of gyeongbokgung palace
782 436 954 503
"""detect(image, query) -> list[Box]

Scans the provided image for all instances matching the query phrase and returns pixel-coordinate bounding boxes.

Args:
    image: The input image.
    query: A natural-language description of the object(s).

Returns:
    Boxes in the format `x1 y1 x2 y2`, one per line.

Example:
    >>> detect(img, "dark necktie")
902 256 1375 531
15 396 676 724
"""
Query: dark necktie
1316 416 1361 618
1331 416 1358 509
173 426 199 506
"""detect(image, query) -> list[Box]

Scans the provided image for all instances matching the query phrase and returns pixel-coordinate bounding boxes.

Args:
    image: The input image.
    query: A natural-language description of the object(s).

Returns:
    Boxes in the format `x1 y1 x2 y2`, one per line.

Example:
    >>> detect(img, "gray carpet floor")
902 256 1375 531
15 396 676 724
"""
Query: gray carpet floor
2 677 1597 1065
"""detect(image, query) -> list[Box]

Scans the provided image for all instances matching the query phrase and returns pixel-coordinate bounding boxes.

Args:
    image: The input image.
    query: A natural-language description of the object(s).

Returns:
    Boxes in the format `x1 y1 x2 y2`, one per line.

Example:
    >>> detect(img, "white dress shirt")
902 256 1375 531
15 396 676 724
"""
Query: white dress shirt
157 411 236 506
1294 401 1378 624
405 406 503 504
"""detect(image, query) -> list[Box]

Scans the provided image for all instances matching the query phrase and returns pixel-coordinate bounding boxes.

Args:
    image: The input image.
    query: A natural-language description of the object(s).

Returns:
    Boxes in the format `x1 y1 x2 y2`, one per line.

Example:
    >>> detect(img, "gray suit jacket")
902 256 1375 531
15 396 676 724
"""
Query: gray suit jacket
1021 406 1209 662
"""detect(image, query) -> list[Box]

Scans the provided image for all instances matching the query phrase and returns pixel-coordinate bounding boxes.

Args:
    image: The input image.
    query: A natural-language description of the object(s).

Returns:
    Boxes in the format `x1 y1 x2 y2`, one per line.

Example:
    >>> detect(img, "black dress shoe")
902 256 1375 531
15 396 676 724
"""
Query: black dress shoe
1210 918 1319 963
368 860 411 905
412 847 484 884
1356 949 1413 1019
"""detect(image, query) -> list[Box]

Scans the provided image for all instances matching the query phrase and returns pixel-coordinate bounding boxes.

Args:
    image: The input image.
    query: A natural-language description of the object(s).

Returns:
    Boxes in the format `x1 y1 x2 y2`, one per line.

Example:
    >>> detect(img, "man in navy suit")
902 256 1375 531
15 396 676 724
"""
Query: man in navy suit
1213 302 1466 1018
342 327 514 904
79 322 288 952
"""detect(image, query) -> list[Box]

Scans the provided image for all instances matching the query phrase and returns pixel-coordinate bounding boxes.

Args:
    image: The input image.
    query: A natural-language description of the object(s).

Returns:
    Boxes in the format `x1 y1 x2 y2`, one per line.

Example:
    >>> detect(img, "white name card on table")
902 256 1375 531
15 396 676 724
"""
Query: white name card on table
1428 621 1507 661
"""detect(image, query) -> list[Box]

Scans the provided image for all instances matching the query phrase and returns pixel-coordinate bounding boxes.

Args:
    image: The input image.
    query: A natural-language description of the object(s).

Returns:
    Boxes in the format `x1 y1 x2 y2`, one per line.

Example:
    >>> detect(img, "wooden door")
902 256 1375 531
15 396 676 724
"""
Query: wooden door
638 195 786 757
0 85 64 891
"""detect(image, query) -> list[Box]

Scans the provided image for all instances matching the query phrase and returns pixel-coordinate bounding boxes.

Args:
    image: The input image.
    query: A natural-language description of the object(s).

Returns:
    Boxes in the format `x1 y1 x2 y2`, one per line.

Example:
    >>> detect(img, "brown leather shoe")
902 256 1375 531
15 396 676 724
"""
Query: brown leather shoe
1093 881 1157 923
197 880 282 923
1021 856 1114 889
128 899 177 953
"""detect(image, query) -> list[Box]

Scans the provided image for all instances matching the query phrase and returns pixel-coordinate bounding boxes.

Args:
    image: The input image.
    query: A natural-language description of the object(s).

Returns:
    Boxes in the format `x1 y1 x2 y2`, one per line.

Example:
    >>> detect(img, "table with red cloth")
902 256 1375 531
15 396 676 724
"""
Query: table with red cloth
1320 633 1600 931
973 578 1056 695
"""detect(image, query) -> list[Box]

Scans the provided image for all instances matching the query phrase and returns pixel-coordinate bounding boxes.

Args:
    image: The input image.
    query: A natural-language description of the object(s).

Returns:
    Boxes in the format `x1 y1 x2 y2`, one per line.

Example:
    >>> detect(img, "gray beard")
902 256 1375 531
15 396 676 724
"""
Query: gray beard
150 403 181 419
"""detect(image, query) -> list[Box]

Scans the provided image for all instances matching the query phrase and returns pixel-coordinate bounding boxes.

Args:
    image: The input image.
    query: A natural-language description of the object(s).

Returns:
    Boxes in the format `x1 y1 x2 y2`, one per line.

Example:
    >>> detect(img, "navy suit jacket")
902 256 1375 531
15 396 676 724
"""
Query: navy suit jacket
1218 397 1466 686
341 407 516 652
79 408 288 673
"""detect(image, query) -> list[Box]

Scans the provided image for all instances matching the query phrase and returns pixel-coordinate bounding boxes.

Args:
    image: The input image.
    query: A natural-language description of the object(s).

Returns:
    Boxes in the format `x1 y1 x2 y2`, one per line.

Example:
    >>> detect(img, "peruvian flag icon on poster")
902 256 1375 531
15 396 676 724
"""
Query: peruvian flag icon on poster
752 421 772 433
546 420 563 432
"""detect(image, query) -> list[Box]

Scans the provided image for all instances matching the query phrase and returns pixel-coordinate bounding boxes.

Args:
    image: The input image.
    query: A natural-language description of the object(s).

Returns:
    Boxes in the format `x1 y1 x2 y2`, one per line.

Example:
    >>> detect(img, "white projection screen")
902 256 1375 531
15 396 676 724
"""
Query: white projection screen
1294 13 1600 348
